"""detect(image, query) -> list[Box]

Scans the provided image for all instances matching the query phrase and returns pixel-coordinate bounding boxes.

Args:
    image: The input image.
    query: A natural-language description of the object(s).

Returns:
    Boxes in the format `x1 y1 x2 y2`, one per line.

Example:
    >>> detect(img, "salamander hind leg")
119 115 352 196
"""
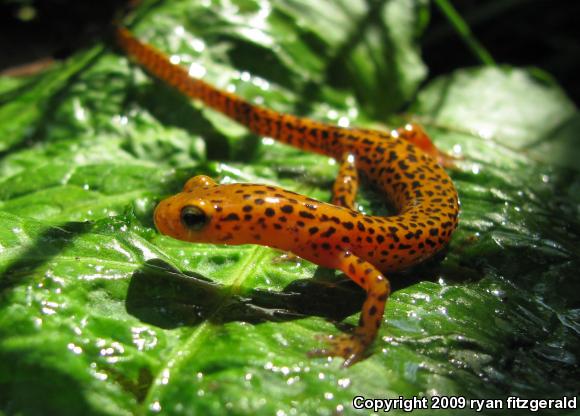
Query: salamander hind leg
395 123 458 168
331 152 359 209
309 252 391 367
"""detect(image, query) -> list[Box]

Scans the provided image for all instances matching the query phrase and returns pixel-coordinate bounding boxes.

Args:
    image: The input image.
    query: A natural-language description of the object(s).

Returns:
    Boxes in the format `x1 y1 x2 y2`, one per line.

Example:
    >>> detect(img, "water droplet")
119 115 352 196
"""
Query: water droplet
188 62 206 78
337 116 350 127
327 110 338 120
190 38 205 52
67 343 83 354
150 401 162 412
160 368 170 385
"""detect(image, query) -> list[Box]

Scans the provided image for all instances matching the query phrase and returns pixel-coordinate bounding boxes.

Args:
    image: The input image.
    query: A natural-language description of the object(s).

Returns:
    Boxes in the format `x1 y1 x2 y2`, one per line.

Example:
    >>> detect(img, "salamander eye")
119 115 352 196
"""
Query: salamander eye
180 206 208 230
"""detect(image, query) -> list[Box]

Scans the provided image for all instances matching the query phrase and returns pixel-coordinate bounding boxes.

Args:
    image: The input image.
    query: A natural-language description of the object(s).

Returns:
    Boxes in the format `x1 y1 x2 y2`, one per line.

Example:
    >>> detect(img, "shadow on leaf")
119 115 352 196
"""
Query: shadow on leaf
126 256 448 331
126 259 365 330
0 221 92 295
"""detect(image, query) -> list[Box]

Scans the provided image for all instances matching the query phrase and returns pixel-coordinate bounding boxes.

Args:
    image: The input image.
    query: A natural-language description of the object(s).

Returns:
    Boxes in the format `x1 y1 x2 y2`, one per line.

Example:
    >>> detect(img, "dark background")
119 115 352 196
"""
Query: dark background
1 0 579 105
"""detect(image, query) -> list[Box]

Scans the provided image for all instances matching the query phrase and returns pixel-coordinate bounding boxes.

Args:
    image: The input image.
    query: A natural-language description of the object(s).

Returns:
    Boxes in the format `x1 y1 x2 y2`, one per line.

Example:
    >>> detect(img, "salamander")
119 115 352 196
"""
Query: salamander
116 27 459 366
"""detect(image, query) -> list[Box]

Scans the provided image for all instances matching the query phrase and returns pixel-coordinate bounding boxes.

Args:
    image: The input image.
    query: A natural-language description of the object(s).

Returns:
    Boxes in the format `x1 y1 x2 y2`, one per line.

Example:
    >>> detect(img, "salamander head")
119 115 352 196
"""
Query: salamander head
154 175 288 246
154 175 224 243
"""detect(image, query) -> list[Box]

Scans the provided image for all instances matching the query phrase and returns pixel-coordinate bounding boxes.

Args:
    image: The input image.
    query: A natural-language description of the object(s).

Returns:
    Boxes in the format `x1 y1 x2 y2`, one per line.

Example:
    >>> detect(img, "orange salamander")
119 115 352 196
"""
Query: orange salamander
116 27 459 366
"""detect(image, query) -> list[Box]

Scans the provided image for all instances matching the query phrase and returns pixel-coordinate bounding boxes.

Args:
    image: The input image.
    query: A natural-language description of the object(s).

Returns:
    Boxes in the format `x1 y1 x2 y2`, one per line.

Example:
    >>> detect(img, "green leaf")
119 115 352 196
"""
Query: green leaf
1 0 579 415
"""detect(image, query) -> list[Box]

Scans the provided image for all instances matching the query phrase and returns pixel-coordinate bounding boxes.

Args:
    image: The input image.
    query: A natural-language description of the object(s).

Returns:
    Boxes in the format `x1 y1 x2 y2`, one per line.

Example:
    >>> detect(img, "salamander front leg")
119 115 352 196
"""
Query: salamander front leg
332 152 358 209
309 251 391 367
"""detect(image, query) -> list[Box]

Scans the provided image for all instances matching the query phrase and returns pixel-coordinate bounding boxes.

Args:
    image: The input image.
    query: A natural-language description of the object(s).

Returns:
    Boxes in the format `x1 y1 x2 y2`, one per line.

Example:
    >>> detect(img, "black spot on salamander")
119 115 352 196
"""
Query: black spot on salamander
223 213 240 221
265 208 275 217
281 205 293 214
321 242 331 250
273 223 282 230
244 214 252 221
243 205 252 212
357 222 365 232
297 221 305 227
308 226 319 235
321 227 336 238
342 236 350 243
342 221 354 230
255 198 265 205
299 211 315 219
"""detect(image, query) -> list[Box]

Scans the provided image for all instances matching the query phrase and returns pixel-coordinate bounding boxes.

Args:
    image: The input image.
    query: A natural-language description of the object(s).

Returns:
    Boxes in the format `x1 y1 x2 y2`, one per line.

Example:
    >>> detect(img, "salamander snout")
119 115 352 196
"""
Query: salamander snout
154 175 219 241
154 193 212 241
